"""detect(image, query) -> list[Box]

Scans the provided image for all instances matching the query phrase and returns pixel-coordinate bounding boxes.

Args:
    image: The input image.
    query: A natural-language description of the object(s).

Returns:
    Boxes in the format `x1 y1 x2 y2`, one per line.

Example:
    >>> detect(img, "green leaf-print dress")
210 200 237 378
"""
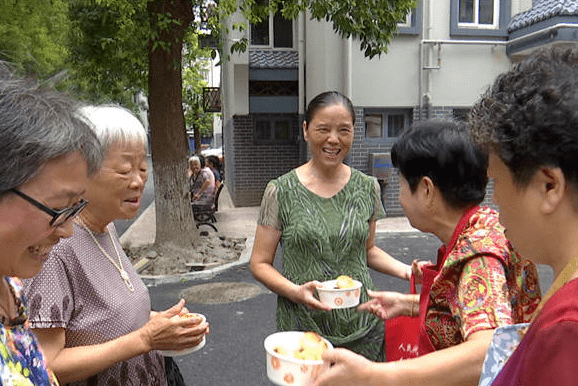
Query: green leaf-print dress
258 168 386 361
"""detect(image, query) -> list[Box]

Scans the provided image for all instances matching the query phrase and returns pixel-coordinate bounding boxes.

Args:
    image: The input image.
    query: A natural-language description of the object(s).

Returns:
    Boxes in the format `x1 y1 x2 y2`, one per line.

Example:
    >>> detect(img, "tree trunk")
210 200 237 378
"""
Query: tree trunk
148 0 200 248
193 123 201 154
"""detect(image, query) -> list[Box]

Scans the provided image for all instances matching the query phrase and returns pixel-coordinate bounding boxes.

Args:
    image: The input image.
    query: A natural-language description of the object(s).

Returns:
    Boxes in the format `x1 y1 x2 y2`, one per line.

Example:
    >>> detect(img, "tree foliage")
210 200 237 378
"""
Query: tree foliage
0 0 70 78
66 0 151 110
0 0 417 250
182 32 215 142
227 0 417 58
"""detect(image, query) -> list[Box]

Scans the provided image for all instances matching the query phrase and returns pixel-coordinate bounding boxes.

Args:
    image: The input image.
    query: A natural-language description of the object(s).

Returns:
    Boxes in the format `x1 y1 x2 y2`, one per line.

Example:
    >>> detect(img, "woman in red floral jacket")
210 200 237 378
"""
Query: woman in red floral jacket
313 118 541 386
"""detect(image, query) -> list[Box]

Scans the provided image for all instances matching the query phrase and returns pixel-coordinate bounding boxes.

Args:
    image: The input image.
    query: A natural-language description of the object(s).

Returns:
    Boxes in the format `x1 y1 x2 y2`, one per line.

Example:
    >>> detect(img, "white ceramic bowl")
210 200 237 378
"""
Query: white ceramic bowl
160 313 207 357
317 279 363 309
264 331 333 386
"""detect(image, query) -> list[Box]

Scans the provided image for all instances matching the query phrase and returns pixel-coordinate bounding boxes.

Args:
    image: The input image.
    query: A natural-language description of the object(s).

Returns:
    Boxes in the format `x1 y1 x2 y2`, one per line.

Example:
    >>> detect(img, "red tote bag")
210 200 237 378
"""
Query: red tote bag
385 276 420 361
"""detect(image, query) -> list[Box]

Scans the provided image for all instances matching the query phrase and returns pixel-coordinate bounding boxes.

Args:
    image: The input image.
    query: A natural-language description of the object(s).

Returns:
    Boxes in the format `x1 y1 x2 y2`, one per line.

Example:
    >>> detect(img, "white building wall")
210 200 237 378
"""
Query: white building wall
303 0 522 109
222 9 249 117
350 36 421 107
304 18 346 102
427 44 509 107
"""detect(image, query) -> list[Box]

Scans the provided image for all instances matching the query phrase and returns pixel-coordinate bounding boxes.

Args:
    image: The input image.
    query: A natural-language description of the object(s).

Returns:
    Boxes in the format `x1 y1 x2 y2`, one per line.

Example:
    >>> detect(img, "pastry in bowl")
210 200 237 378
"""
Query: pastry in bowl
179 312 204 324
335 275 356 289
265 331 333 386
159 313 207 357
274 332 329 361
317 276 363 309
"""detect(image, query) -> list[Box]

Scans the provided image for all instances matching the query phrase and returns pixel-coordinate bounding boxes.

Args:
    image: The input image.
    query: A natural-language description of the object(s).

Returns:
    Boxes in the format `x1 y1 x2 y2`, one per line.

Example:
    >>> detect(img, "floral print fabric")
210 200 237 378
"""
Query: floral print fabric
488 278 578 386
258 168 387 361
478 323 529 386
426 206 541 350
0 276 58 386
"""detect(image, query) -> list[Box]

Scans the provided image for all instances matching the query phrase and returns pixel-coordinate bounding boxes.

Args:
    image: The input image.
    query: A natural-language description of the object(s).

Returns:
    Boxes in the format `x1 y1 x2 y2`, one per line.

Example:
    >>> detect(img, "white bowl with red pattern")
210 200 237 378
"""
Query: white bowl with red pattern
160 313 206 357
264 331 333 386
316 279 363 309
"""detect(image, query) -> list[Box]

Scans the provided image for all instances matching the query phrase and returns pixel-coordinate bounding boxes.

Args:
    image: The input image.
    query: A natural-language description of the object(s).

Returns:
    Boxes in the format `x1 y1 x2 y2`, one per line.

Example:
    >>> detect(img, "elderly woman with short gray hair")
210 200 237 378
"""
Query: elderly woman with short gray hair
0 64 103 384
23 105 209 385
189 155 215 212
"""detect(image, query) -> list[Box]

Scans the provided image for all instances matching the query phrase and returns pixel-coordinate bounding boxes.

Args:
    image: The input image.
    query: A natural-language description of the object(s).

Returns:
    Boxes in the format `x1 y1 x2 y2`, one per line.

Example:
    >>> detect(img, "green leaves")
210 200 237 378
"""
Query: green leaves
0 0 70 78
307 0 417 58
66 0 150 109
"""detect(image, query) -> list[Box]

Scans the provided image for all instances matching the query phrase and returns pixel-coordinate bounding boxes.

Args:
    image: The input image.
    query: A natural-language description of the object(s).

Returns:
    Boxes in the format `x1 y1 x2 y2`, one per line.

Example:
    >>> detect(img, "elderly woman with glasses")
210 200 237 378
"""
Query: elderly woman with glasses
23 105 209 385
0 66 103 384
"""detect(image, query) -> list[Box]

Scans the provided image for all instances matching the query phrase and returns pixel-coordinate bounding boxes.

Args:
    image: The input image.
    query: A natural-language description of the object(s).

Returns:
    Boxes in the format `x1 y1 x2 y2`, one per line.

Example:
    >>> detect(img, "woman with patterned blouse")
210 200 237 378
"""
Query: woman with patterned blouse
313 119 542 386
23 105 209 386
250 91 412 361
0 64 103 385
471 47 578 386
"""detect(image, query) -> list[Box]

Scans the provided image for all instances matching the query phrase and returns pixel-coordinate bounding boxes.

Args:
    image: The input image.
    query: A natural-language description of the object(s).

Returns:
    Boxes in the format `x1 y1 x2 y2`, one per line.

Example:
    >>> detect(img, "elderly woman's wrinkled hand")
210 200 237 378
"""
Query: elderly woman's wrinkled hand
358 290 407 320
139 299 209 352
297 281 333 311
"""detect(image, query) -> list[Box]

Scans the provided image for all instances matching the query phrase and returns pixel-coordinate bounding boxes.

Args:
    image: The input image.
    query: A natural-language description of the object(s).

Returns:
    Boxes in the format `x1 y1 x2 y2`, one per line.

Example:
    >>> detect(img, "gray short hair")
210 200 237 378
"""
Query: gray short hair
78 105 148 155
189 156 200 167
0 63 103 194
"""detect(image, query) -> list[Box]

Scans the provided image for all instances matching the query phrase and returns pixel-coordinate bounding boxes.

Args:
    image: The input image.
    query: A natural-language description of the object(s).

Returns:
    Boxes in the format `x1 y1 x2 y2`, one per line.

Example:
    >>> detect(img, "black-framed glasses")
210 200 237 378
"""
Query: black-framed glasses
10 188 88 227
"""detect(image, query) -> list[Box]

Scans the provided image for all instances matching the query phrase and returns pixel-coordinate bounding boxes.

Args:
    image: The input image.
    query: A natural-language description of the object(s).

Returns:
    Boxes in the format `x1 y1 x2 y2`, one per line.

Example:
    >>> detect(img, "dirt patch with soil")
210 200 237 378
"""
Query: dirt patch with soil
124 233 247 276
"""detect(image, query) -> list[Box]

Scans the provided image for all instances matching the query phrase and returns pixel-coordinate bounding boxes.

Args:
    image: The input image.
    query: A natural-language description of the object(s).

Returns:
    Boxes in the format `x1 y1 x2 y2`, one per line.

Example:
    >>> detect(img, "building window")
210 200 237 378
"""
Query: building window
365 115 383 138
364 109 413 139
453 108 470 122
396 2 423 35
397 11 412 28
450 0 510 38
250 1 294 48
458 0 499 29
249 81 298 96
253 114 297 143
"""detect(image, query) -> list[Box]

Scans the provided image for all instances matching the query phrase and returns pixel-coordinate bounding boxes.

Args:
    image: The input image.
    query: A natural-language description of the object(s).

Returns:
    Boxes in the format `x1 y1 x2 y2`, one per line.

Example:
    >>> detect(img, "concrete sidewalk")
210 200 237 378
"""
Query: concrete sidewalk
120 187 418 284
120 201 418 249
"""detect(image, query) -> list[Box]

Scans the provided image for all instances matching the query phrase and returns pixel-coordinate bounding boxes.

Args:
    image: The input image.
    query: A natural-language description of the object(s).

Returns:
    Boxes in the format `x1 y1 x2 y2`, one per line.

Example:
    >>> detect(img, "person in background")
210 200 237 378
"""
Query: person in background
470 46 578 385
23 105 209 385
0 63 103 384
250 91 411 361
313 118 541 386
206 155 222 190
189 155 215 212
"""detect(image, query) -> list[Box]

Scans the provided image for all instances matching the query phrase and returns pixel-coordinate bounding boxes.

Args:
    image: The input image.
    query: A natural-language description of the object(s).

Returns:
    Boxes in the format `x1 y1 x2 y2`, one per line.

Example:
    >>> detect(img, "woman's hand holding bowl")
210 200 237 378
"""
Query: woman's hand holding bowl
139 299 209 352
295 281 333 311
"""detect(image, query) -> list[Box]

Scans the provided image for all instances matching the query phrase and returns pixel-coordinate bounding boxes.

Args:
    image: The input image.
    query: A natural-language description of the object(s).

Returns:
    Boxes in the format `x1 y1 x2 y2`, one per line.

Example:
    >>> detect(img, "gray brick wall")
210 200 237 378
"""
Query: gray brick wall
226 106 495 215
346 106 496 217
227 114 301 207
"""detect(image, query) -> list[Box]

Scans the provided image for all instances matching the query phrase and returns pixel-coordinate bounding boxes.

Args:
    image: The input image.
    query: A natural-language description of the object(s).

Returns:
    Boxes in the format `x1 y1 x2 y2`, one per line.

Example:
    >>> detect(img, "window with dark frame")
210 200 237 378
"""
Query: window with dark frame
364 109 413 139
397 10 413 28
253 114 297 143
387 114 406 137
459 0 497 27
450 0 509 37
365 115 383 138
250 0 294 48
396 2 423 35
251 20 269 45
453 108 471 122
273 13 293 48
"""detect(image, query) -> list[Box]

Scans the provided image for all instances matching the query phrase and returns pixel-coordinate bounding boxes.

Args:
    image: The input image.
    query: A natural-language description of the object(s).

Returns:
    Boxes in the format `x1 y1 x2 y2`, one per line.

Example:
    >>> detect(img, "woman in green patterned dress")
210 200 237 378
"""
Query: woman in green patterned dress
250 91 411 361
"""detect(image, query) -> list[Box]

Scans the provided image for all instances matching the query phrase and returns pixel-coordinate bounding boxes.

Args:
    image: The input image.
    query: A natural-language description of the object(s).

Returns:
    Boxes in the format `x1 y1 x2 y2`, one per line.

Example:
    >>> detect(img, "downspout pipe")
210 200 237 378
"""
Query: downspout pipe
298 12 305 115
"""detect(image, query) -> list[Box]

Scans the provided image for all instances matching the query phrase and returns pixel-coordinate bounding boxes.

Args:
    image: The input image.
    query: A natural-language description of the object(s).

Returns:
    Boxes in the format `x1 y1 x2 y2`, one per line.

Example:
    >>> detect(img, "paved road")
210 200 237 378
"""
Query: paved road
148 233 554 386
